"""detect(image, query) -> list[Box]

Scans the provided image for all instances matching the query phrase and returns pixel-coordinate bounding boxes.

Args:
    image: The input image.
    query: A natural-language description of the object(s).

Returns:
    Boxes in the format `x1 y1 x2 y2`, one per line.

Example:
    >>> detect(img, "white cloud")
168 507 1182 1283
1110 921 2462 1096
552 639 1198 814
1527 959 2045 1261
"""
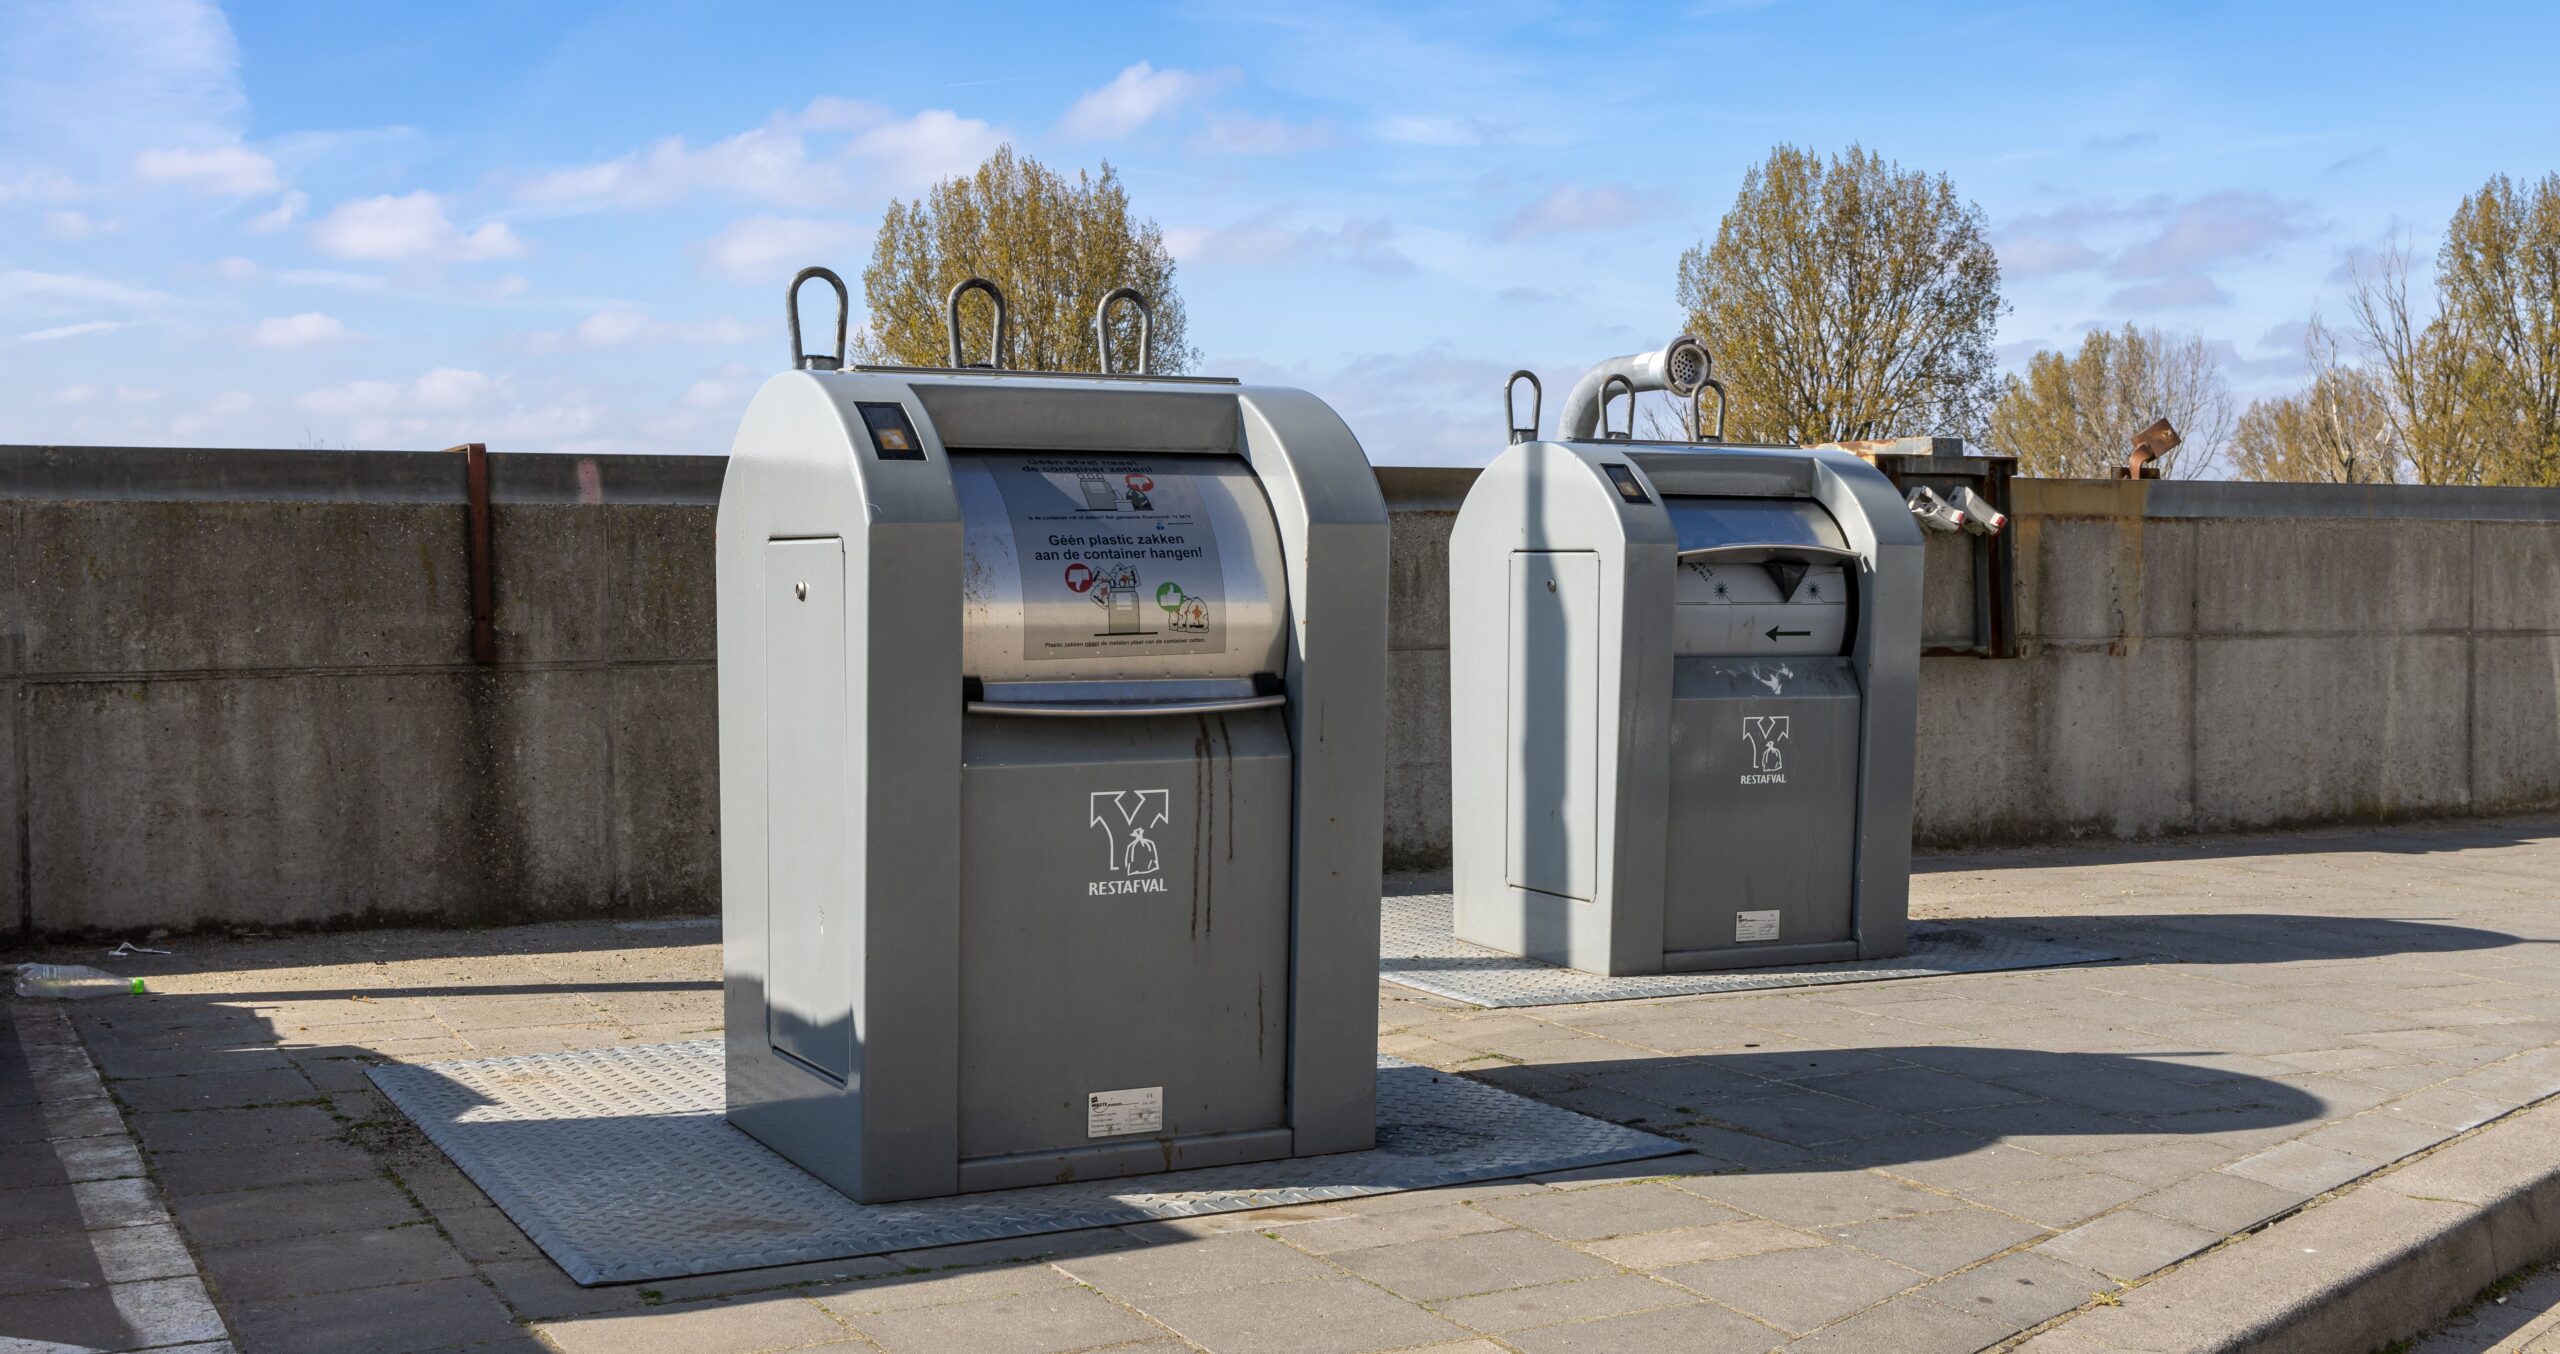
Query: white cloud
1167 211 1411 275
19 320 134 342
571 310 756 348
172 389 257 437
0 270 170 311
247 190 307 233
310 191 525 263
1059 63 1225 140
1194 115 1333 155
250 312 355 348
43 210 107 239
514 98 998 212
0 171 78 203
846 109 1001 188
1498 184 1664 241
293 366 609 448
133 143 279 194
517 123 841 209
700 215 857 284
4 0 249 181
115 385 160 405
276 268 386 292
1374 114 1501 148
211 255 260 280
55 384 96 404
299 367 501 418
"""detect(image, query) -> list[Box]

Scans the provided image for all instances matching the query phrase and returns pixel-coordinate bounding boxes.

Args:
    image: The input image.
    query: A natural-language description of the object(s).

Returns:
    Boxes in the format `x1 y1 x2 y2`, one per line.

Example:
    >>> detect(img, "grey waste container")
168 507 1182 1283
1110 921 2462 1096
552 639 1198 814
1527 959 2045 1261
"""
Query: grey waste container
719 271 1388 1203
1448 339 1923 977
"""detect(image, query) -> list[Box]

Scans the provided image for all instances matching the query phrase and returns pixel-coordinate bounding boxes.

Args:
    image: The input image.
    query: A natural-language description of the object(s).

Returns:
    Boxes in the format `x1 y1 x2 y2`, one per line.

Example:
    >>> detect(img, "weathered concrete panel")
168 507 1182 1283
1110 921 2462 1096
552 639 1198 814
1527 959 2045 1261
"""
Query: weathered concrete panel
609 665 720 912
2039 639 2195 838
1387 508 1455 653
27 670 609 932
2192 519 2471 636
21 502 466 674
2475 523 2560 632
1913 654 2044 844
2018 516 2196 644
1920 532 1977 647
1384 646 1451 870
489 504 605 663
2193 635 2471 829
2 679 21 932
606 504 718 662
0 501 23 677
2473 636 2560 811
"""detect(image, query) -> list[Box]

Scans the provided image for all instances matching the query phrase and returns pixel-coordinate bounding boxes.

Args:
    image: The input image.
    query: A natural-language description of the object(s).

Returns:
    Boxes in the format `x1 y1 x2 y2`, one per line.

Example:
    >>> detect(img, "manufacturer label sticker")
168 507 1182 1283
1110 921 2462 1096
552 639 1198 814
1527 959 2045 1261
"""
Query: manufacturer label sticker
1088 1086 1163 1138
1736 909 1781 943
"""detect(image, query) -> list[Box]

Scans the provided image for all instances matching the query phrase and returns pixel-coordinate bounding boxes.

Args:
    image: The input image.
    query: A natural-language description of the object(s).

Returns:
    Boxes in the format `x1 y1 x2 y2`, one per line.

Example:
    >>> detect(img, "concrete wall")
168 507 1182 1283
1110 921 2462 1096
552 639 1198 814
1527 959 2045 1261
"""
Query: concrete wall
7 445 2558 935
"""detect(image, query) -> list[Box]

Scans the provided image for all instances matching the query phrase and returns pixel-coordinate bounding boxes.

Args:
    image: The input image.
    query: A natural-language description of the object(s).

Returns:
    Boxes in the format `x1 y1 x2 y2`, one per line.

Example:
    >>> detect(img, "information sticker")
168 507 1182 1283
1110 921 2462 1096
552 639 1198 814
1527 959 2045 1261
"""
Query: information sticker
1735 910 1782 943
986 455 1228 662
1087 1086 1164 1138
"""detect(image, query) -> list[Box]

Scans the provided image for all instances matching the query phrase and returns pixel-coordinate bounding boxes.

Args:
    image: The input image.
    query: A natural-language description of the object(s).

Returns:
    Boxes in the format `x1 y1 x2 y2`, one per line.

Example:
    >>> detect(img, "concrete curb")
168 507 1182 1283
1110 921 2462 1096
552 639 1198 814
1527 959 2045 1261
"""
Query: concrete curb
2016 1096 2560 1353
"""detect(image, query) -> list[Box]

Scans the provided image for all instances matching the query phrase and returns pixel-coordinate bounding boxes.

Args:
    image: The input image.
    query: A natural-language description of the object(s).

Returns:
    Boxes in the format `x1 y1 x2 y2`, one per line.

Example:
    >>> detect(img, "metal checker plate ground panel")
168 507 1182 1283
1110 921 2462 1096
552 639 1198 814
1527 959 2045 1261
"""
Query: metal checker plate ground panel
1382 892 2118 1008
368 1043 1678 1286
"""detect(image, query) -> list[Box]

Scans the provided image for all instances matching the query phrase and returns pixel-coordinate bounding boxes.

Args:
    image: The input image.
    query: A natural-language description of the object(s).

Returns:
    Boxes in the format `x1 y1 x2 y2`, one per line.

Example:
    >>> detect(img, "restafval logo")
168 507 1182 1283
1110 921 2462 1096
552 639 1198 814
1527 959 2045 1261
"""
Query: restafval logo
1740 716 1789 785
1086 790 1171 896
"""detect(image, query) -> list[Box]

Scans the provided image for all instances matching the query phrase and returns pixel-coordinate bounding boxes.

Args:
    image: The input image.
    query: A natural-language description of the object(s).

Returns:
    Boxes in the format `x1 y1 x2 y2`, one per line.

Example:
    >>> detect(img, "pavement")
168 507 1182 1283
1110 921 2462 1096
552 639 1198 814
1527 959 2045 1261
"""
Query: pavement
6 814 2560 1354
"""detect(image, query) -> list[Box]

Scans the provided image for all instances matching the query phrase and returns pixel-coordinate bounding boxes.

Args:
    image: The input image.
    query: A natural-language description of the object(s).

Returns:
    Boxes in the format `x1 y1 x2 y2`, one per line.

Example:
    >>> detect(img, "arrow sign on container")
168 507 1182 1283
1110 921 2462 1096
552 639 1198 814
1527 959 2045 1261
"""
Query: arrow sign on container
1766 625 1811 641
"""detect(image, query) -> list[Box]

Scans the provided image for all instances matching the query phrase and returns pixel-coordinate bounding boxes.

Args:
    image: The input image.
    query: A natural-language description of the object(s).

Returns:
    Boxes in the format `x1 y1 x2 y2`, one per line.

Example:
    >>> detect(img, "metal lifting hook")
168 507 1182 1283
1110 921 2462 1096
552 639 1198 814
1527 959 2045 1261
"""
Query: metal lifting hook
787 267 849 372
1094 287 1153 375
1503 370 1542 444
1690 377 1730 442
946 277 1010 370
1598 374 1637 441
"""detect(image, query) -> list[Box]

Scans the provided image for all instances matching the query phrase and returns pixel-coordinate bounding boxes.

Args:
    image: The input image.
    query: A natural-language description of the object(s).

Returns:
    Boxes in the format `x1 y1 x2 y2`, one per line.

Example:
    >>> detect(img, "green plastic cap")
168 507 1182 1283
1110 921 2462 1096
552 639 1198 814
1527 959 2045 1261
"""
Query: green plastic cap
129 978 146 994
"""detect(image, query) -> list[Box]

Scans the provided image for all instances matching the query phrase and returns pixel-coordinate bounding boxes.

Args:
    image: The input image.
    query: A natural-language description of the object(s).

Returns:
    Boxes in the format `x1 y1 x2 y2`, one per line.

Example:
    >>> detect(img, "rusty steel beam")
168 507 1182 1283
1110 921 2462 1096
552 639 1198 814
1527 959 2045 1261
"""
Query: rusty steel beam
450 442 496 664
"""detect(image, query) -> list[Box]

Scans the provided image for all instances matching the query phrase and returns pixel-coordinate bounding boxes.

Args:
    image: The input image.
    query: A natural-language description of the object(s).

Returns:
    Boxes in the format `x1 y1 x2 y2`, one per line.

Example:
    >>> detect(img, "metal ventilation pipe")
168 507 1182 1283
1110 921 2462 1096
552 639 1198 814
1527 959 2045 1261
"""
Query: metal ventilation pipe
1558 336 1713 439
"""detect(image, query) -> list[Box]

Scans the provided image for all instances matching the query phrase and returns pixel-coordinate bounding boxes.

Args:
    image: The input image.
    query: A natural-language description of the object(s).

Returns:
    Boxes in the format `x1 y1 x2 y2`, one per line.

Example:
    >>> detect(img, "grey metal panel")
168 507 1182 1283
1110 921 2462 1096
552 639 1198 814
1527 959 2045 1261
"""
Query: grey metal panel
1235 386 1389 1158
1382 892 2117 1008
955 711 1291 1162
1505 552 1600 901
913 384 1240 454
1671 559 1850 657
720 371 963 1204
1663 659 1860 953
1812 454 1922 961
762 539 853 1082
369 1044 1681 1286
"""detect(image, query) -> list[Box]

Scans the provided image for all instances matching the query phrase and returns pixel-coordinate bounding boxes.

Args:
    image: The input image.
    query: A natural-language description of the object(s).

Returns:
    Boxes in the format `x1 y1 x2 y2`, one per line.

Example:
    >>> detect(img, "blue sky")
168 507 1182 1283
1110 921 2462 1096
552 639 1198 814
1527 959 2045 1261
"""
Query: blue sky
5 1 2555 466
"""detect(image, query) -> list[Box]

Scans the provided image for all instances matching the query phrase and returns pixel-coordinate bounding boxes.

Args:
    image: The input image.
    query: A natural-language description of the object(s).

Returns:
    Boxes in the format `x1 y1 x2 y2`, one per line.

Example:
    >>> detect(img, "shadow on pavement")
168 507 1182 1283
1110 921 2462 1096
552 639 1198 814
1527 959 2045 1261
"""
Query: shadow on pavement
1996 911 2534 965
1477 1045 2330 1171
1917 812 2560 872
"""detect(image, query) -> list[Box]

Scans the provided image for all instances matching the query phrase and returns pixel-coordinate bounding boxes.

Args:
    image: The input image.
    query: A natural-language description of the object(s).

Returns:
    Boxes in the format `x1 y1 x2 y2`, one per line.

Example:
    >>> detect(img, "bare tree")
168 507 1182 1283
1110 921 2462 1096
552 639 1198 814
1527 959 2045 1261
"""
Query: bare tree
856 146 1196 375
2230 316 2401 483
2348 239 2491 485
1985 325 2234 477
1675 145 2006 445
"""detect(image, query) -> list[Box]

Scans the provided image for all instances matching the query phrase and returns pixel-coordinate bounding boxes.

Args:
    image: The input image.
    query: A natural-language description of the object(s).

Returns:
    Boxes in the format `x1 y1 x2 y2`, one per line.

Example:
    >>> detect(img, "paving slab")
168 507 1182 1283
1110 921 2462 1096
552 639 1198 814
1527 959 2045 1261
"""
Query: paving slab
15 814 2560 1352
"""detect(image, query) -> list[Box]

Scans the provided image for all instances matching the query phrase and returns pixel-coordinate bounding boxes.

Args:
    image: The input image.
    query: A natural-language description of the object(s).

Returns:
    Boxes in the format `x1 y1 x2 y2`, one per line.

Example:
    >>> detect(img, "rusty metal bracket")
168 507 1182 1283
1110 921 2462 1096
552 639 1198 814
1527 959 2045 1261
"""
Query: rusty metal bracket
450 442 496 664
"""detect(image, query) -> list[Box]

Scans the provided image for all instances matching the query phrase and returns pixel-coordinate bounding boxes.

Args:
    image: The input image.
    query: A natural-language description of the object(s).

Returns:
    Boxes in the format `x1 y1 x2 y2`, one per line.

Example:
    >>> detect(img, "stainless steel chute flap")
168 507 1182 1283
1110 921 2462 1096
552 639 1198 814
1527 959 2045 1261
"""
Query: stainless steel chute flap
1667 495 1853 657
950 450 1289 687
1664 496 1849 555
